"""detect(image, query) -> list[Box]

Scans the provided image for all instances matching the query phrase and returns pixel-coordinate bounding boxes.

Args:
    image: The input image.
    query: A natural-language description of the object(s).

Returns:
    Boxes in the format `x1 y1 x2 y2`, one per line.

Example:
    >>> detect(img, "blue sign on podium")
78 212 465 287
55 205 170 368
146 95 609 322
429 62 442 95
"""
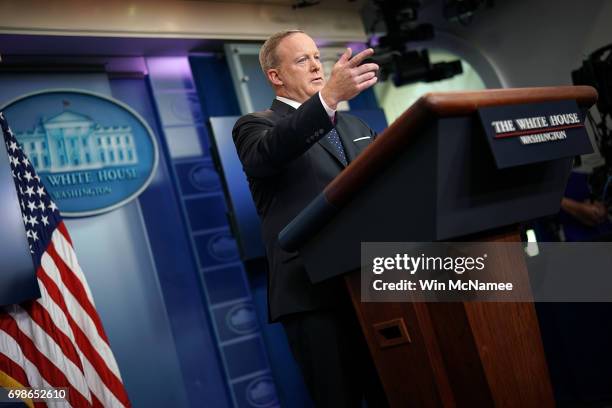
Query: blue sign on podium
478 99 593 169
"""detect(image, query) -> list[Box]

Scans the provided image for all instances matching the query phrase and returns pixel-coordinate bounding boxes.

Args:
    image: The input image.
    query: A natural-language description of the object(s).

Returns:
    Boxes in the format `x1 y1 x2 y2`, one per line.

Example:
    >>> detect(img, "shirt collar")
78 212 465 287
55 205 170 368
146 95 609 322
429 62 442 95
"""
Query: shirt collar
275 96 301 110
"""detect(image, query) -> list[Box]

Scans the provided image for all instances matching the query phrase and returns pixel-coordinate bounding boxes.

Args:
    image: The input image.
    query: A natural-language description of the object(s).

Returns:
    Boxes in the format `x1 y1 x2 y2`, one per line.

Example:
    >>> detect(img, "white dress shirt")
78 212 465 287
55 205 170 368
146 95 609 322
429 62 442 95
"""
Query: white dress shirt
276 93 336 122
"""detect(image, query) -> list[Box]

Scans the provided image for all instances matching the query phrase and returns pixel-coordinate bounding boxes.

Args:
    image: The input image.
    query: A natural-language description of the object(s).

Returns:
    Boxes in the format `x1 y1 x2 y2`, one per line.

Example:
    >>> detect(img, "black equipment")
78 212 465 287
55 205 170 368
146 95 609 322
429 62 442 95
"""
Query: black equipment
572 44 612 206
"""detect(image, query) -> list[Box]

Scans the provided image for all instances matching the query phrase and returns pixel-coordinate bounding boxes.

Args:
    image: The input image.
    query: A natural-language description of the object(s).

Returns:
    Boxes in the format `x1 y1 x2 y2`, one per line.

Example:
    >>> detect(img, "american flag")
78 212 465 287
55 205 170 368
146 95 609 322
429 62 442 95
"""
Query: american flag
0 112 131 407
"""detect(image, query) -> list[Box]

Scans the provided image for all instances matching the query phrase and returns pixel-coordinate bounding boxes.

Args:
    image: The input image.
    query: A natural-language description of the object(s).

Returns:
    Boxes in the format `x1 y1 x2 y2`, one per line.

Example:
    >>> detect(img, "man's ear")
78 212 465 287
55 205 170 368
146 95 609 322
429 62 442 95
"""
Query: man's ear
267 69 283 87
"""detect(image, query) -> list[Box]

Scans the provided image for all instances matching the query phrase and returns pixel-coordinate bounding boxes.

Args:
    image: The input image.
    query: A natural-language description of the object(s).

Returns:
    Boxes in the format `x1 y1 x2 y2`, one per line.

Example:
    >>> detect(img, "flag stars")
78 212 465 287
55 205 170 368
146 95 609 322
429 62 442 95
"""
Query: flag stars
9 156 17 167
2 115 61 253
28 215 38 227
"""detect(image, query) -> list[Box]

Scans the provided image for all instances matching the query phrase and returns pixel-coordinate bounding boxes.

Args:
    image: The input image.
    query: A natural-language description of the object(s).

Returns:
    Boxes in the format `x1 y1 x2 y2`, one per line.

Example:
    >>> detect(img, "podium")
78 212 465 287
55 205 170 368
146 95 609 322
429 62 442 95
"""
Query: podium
278 86 598 407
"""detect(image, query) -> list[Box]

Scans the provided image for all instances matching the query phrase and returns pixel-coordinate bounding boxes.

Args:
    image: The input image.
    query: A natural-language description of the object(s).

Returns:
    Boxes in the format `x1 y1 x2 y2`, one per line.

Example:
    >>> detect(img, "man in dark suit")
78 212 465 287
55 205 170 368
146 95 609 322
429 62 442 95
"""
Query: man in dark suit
233 30 386 407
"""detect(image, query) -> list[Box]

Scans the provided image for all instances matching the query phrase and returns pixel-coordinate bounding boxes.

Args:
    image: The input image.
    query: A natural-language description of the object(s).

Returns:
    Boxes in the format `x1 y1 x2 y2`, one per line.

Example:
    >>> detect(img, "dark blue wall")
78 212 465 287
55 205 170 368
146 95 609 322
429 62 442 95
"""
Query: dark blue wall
110 77 231 407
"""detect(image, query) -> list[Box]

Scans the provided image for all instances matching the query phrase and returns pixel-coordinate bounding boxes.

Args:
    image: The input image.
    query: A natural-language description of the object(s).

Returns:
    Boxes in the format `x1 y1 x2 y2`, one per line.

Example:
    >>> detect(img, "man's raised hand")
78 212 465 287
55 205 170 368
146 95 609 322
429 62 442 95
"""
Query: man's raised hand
320 48 379 109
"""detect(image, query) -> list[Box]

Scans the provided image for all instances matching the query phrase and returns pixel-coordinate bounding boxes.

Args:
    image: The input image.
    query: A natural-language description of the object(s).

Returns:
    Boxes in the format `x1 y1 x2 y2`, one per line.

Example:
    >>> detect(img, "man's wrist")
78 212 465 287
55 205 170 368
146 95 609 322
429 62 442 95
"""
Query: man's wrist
319 88 338 111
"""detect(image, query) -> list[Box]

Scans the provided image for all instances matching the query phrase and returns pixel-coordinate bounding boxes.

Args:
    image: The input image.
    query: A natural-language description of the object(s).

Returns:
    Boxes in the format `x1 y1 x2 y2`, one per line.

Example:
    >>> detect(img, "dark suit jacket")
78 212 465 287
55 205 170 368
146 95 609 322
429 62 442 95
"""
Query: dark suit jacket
232 93 375 321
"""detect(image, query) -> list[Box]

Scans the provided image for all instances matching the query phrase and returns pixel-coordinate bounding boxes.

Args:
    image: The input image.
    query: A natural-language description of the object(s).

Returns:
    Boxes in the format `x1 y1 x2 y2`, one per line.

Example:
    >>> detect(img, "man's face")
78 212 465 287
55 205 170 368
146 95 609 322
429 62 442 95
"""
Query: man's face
270 33 325 103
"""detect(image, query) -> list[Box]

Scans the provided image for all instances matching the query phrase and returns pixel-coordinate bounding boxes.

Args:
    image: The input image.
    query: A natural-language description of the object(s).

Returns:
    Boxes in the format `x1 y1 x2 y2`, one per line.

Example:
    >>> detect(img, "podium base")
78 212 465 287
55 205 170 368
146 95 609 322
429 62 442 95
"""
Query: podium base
344 229 555 407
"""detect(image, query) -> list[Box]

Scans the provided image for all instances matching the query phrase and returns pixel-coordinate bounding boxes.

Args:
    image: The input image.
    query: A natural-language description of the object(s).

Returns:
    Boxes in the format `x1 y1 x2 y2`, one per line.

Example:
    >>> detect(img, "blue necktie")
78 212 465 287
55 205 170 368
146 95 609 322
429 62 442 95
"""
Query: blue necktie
326 128 347 166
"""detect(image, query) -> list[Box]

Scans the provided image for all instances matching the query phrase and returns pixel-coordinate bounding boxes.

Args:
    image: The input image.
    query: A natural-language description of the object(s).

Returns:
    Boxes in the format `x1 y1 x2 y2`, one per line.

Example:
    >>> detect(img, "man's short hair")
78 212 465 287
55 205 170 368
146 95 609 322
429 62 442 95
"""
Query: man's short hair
259 29 304 75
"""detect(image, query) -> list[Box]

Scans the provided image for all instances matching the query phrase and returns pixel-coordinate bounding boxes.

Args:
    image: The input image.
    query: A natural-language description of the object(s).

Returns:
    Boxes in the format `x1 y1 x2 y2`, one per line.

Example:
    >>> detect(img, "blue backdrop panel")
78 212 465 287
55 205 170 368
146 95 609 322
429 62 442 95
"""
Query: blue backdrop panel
223 336 269 379
203 265 250 305
150 55 279 408
175 160 222 195
193 230 241 268
212 300 261 342
110 77 230 408
209 116 264 260
185 195 230 232
232 375 278 408
190 56 241 119
349 88 381 111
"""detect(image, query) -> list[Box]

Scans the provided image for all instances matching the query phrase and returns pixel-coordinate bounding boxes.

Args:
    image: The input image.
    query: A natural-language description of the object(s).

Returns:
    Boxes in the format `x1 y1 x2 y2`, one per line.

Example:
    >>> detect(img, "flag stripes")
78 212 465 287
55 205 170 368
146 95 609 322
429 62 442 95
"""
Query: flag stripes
1 316 91 407
42 241 123 383
0 353 38 408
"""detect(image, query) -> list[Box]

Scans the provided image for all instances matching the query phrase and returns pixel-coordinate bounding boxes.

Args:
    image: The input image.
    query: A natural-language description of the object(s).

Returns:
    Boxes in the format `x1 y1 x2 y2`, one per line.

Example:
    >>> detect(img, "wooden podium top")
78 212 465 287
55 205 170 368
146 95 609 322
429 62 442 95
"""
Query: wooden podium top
420 85 597 116
326 86 597 206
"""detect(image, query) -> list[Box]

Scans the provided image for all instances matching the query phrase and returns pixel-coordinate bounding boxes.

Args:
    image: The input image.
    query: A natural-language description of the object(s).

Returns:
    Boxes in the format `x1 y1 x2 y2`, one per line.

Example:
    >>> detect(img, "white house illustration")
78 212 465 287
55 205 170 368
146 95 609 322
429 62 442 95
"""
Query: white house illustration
15 110 138 173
